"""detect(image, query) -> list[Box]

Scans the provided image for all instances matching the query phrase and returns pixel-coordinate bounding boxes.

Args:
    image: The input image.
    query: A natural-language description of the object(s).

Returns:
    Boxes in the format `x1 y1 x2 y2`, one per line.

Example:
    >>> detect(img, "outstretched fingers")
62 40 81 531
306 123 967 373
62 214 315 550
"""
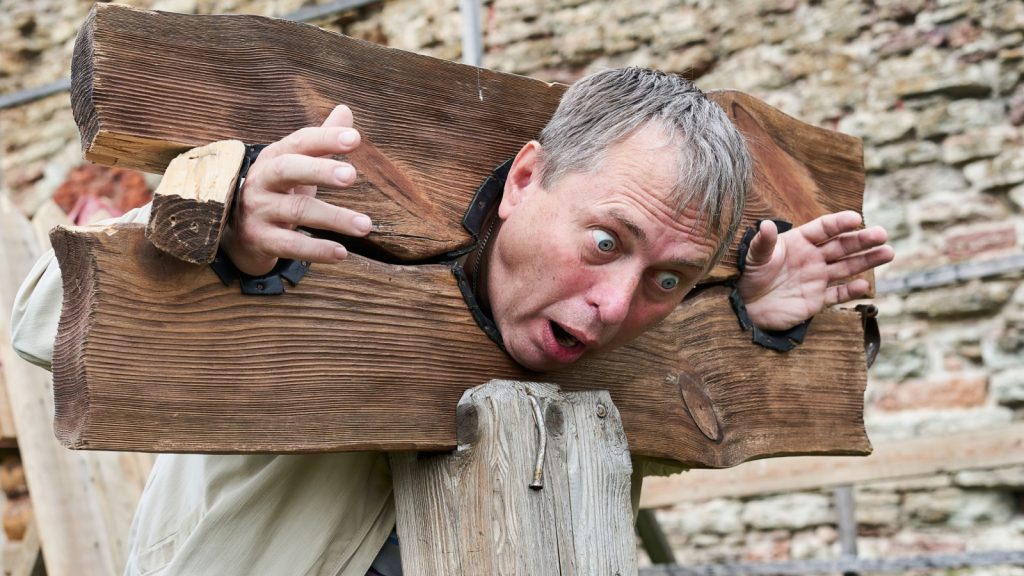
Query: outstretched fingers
265 125 362 160
258 227 350 264
826 278 872 306
818 226 889 263
256 154 357 192
798 210 864 246
826 245 895 281
260 193 373 237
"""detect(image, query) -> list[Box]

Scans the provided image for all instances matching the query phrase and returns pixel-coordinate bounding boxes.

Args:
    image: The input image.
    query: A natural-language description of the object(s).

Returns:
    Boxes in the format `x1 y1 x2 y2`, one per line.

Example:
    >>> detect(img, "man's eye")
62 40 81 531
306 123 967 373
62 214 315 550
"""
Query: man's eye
657 271 680 290
592 229 616 253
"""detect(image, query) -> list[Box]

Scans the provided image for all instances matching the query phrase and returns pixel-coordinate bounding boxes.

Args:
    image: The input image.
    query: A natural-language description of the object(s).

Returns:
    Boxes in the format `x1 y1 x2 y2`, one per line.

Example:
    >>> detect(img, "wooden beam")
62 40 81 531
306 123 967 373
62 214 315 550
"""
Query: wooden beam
640 422 1024 507
71 4 867 283
390 381 637 575
50 222 869 467
146 139 245 264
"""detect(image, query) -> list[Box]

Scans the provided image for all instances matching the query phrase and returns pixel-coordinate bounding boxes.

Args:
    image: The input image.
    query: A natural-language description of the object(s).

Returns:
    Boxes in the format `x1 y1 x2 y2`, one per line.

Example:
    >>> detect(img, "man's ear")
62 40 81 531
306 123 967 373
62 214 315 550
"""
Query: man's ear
499 140 542 220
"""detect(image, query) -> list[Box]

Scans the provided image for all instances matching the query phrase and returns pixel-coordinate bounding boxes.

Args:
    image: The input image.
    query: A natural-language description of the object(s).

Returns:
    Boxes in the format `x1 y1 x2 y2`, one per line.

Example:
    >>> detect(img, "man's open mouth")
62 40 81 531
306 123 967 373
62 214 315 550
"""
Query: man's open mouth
550 321 582 349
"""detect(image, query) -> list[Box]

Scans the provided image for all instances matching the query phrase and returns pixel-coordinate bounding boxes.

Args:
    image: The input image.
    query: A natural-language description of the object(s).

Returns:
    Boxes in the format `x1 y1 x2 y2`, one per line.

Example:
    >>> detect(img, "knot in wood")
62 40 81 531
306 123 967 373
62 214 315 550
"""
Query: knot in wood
676 373 722 443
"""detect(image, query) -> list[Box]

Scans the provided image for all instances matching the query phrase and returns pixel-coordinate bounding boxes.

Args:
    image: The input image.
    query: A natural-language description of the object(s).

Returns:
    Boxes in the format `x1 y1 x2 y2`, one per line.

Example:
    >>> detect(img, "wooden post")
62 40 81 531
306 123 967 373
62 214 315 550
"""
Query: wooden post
390 380 638 575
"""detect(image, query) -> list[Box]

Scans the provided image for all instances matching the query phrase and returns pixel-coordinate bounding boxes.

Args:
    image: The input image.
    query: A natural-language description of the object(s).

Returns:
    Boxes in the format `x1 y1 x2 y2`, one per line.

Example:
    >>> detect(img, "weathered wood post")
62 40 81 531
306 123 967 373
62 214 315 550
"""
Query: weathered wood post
390 380 637 575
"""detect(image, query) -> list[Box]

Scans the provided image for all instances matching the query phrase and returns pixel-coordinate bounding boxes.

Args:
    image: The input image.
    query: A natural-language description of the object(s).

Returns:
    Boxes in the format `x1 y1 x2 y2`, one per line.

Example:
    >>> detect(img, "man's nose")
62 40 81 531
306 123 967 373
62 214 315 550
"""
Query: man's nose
588 270 640 327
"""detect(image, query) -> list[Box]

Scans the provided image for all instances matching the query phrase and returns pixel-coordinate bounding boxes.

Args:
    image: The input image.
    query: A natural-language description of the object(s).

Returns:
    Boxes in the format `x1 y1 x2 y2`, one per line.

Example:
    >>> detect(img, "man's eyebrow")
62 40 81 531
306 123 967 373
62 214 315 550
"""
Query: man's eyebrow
671 259 706 271
608 210 706 270
609 210 646 242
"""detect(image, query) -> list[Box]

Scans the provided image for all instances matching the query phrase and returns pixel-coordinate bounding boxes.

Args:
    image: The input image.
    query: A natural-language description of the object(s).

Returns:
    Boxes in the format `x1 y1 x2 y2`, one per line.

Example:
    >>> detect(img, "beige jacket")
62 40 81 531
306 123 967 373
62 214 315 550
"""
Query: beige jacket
11 204 396 576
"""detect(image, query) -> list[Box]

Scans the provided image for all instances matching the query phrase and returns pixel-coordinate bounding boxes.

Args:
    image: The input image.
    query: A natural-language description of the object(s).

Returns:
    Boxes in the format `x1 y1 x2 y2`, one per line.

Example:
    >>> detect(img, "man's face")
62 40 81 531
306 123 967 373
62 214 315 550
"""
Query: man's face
486 124 722 371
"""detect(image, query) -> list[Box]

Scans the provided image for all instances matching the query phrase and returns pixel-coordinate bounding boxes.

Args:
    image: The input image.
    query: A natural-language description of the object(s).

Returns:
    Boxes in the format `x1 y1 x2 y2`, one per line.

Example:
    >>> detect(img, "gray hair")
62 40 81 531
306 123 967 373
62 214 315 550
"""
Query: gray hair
537 67 751 270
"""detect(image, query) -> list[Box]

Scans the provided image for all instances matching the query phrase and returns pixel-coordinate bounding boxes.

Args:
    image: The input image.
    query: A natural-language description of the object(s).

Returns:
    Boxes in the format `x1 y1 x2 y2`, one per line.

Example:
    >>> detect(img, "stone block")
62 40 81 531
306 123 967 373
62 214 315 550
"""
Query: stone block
742 529 791 562
660 45 715 78
484 15 542 47
903 487 963 523
696 46 787 92
865 406 1014 441
943 223 1018 260
955 465 1024 489
889 530 966 555
950 490 1016 528
881 164 969 200
966 519 1024 552
741 493 833 530
872 375 988 411
995 316 1024 356
964 148 1024 191
904 281 1013 319
993 1 1024 33
863 198 910 241
651 7 706 52
915 191 1008 228
657 498 744 535
868 330 927 381
942 126 1023 165
790 526 838 560
983 324 1024 370
865 140 940 172
991 367 1024 406
837 109 916 146
894 60 996 99
554 26 603 62
852 489 901 527
1011 85 1024 127
1011 184 1024 211
917 99 1007 139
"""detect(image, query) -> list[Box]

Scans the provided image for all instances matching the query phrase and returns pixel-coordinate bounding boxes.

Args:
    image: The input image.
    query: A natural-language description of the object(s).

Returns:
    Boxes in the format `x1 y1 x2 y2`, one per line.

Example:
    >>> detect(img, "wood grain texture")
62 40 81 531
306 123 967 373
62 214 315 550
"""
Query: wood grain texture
146 139 244 263
51 223 870 467
390 381 636 575
641 422 1024 507
70 4 868 283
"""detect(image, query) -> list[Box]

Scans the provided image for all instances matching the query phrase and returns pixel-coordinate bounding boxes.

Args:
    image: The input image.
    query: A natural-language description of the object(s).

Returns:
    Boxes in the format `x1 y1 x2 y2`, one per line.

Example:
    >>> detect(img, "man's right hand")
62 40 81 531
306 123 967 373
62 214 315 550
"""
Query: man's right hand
222 104 372 276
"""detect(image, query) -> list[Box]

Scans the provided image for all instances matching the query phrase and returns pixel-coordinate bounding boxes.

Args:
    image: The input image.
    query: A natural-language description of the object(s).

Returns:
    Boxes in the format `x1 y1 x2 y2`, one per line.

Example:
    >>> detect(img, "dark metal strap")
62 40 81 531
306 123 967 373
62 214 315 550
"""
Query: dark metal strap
729 219 812 352
210 247 311 295
856 303 881 368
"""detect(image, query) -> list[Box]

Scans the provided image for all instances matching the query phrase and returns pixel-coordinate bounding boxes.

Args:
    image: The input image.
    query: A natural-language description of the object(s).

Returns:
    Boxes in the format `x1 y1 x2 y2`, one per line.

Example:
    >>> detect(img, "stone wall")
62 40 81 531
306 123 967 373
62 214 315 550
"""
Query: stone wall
2 0 1023 571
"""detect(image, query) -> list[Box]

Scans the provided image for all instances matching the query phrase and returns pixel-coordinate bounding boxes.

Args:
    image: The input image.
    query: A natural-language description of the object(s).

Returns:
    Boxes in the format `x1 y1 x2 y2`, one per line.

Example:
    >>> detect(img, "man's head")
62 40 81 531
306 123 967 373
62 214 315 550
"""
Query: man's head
485 67 751 371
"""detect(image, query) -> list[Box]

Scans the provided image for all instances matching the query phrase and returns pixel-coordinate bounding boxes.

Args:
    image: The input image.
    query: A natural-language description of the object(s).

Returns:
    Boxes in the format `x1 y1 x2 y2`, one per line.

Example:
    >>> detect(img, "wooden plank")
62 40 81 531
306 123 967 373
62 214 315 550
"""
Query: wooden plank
640 422 1024 507
146 139 245 264
0 198 148 575
0 365 17 443
71 4 867 283
49 222 870 467
390 381 636 575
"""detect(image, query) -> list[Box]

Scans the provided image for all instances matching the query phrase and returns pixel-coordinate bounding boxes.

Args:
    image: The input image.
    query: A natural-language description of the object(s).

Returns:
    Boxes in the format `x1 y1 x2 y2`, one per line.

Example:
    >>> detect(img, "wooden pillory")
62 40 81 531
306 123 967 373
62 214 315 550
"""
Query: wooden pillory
57 4 876 572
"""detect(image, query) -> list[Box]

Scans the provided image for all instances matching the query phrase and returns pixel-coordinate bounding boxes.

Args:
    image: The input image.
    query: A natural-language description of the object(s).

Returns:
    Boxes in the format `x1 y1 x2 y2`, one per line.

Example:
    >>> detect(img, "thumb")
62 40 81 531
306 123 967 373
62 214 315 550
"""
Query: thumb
746 220 778 267
321 104 354 128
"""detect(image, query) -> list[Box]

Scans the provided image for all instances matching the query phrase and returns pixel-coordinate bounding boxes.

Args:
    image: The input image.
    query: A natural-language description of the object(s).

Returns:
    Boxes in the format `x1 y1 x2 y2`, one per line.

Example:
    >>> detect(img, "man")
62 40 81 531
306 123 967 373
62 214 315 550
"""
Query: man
12 67 891 574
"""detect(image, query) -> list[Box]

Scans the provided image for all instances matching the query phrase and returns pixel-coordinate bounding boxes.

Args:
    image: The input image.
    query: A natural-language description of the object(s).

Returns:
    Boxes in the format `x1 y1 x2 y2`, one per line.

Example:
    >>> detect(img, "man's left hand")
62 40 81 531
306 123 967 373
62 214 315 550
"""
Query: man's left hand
737 211 895 331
